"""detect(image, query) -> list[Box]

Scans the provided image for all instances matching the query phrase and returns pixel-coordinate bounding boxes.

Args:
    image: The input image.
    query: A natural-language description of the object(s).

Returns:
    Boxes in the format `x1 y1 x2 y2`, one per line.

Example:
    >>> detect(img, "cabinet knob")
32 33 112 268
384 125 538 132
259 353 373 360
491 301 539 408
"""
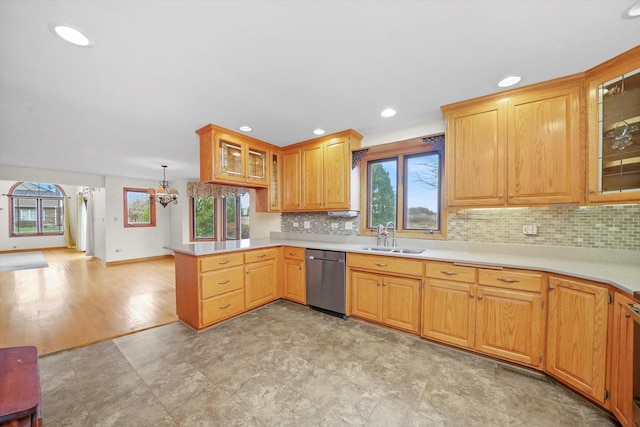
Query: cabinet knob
377 282 381 287
469 292 475 298
548 284 555 290
509 193 514 198
588 189 595 194
477 295 483 300
382 282 386 287
498 194 504 199
625 313 631 319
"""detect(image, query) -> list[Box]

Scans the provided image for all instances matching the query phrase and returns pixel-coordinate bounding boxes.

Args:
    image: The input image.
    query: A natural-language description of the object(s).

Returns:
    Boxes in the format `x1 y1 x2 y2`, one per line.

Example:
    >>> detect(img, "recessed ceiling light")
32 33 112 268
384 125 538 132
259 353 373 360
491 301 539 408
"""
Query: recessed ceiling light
381 108 396 118
49 22 93 47
313 129 325 135
498 75 522 88
624 0 640 18
238 125 252 132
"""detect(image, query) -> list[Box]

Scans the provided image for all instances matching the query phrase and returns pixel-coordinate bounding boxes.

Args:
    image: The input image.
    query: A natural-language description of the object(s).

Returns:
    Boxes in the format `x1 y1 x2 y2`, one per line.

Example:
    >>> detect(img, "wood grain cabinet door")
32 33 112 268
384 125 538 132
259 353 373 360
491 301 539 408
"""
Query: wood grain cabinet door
351 271 382 323
475 286 544 368
507 83 582 205
323 137 350 210
610 292 635 426
444 100 507 207
282 149 301 211
546 276 608 403
382 276 421 333
301 143 324 210
283 257 305 304
244 259 278 310
422 279 475 349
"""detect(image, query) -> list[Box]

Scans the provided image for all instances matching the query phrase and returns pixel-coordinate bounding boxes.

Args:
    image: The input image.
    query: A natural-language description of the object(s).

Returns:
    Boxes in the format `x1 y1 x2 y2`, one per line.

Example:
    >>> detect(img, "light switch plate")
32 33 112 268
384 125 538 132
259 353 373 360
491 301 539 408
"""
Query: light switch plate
304 221 311 229
345 221 353 230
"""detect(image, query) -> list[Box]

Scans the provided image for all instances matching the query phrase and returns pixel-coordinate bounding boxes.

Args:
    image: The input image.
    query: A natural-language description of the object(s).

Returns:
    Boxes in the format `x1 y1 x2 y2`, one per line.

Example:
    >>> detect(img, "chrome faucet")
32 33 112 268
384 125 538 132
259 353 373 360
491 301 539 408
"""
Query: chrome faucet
376 224 387 247
385 221 396 247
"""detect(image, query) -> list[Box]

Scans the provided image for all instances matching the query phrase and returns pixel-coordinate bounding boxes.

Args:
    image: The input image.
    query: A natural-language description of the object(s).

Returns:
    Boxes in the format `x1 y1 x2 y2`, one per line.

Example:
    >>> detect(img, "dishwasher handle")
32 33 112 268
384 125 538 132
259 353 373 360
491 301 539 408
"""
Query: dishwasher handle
308 256 344 262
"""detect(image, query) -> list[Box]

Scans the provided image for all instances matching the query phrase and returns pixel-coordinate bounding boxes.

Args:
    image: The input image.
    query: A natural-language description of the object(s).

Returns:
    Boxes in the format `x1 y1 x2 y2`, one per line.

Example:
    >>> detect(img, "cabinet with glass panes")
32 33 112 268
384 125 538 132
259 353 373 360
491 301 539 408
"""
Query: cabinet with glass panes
196 124 272 188
586 46 640 204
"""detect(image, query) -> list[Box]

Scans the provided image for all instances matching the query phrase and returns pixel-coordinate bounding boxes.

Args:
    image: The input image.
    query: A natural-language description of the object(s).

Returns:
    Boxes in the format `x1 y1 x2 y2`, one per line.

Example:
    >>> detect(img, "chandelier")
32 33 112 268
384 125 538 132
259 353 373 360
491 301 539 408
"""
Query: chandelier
148 165 179 207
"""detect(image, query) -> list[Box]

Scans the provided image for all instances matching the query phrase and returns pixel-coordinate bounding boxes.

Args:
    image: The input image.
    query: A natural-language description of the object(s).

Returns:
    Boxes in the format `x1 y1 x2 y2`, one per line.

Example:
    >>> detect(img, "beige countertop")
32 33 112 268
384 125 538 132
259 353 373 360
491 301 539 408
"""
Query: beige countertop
166 236 640 295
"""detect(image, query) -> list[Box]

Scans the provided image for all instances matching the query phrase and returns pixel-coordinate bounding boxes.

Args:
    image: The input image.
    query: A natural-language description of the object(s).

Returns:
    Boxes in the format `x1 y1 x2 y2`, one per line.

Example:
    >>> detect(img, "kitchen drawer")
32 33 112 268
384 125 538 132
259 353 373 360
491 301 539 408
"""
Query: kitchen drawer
201 289 245 325
282 246 305 260
201 265 244 299
347 253 423 277
478 269 542 293
200 252 244 273
425 261 476 283
244 247 278 264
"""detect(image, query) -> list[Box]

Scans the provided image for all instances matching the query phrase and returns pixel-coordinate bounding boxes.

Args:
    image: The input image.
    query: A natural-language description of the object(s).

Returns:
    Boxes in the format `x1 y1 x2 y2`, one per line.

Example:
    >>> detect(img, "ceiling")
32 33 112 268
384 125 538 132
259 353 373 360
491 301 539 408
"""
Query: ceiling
1 1 639 182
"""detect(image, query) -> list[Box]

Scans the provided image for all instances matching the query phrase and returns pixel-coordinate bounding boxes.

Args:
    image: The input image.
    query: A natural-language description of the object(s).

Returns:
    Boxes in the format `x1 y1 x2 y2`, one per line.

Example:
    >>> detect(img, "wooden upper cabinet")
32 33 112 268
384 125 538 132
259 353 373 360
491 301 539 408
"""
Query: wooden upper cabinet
196 124 273 188
256 150 282 212
301 142 324 210
442 75 584 207
288 129 362 212
585 46 640 204
507 82 582 204
282 147 302 211
546 276 609 404
444 100 506 206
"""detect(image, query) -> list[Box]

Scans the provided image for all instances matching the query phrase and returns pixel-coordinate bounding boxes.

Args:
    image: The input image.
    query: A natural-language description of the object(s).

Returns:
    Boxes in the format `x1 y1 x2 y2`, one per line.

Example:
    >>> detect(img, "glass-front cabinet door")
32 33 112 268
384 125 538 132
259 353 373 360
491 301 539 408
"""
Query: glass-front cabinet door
218 139 244 182
598 68 640 194
587 46 640 204
246 147 268 185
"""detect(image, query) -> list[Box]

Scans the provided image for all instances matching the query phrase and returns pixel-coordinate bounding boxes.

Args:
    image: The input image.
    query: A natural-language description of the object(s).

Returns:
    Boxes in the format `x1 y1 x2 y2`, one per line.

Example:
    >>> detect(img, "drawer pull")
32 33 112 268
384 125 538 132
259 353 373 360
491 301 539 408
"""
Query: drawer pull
549 284 555 291
217 260 230 265
375 263 387 267
497 278 519 283
257 254 266 258
218 279 230 285
469 292 475 299
288 252 296 256
219 304 231 309
440 271 458 276
477 295 483 300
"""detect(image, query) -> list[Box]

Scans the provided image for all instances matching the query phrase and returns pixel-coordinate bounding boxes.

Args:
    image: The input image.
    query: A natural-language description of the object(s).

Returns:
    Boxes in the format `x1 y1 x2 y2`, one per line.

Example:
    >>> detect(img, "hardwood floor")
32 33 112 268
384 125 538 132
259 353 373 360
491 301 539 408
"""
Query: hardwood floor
0 248 177 355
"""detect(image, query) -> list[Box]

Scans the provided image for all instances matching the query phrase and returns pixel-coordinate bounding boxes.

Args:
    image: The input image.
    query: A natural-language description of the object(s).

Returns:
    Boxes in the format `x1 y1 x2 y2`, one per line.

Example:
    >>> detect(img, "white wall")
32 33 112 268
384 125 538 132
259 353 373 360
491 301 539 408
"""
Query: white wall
92 187 107 262
103 175 172 263
360 121 445 147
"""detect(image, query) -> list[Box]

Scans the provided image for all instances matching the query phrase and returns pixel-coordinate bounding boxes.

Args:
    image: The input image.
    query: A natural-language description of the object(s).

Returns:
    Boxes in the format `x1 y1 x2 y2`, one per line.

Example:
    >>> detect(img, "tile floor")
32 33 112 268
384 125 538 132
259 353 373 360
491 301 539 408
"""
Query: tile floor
39 300 617 426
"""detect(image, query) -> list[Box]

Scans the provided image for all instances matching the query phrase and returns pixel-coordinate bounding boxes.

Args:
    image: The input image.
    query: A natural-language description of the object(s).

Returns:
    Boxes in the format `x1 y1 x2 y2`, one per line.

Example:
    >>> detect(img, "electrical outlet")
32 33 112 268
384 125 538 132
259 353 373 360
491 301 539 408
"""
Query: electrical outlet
331 223 339 229
522 225 538 235
345 221 353 230
304 221 311 229
293 222 299 228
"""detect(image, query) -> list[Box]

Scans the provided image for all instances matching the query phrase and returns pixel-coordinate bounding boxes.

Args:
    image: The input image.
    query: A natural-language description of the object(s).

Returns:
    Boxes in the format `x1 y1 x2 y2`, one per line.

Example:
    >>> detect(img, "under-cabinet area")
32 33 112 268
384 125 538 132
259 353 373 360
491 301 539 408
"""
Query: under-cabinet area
169 242 638 426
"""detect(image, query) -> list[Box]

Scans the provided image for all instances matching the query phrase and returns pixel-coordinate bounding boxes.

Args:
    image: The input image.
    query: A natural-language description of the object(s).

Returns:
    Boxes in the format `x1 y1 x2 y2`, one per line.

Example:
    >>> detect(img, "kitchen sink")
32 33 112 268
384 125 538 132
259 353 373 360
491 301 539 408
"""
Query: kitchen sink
360 246 425 254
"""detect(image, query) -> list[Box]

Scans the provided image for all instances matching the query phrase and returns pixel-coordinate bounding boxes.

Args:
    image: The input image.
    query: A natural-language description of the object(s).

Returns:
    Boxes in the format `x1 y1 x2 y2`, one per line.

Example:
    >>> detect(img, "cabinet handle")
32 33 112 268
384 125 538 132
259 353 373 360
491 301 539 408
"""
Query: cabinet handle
548 284 555 290
469 292 475 298
498 194 504 199
377 282 381 287
382 282 386 287
625 313 631 319
218 280 230 285
588 189 595 194
219 304 231 310
477 295 483 300
257 254 266 258
509 193 514 198
497 278 519 283
440 271 458 276
288 252 296 256
218 260 230 265
375 263 387 267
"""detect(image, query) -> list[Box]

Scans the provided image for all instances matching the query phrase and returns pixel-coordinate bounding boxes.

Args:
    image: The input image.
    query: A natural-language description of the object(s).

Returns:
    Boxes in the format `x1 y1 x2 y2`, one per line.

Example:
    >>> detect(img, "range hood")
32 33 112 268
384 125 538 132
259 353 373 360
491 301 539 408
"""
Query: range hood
327 210 359 217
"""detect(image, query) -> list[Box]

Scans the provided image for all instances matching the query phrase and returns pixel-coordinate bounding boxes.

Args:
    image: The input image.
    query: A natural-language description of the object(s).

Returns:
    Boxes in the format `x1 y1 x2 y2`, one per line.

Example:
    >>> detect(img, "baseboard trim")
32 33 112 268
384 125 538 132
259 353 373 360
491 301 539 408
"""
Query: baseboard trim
106 254 173 267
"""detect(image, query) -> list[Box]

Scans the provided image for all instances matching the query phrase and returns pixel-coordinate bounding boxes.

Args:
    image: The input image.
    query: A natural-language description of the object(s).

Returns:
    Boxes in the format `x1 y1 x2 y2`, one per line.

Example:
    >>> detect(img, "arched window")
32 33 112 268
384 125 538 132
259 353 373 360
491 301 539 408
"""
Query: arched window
9 182 66 236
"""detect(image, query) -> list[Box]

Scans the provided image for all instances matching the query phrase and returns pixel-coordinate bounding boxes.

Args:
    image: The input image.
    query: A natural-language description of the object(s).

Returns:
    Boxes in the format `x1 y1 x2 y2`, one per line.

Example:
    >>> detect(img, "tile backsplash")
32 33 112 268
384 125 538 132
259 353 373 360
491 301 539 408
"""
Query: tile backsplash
282 205 640 251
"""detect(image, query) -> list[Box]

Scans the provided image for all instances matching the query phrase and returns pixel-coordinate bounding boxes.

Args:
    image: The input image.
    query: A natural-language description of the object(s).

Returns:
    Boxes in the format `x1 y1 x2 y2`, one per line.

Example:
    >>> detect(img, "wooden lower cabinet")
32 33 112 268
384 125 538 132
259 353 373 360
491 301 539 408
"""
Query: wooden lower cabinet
422 263 545 370
422 279 475 348
282 247 306 304
546 276 609 404
475 286 543 367
351 270 421 333
202 289 245 325
245 258 278 310
610 292 635 426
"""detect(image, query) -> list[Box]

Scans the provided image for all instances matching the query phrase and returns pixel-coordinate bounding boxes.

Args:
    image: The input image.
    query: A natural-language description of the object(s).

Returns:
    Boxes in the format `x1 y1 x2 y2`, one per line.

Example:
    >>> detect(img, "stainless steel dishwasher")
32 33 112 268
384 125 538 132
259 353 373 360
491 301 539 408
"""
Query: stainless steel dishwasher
305 249 347 318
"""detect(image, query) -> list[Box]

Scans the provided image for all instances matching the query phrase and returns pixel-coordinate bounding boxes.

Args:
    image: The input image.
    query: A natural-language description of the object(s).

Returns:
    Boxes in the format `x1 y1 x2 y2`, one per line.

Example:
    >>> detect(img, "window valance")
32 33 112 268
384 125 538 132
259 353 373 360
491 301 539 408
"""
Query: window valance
186 182 250 198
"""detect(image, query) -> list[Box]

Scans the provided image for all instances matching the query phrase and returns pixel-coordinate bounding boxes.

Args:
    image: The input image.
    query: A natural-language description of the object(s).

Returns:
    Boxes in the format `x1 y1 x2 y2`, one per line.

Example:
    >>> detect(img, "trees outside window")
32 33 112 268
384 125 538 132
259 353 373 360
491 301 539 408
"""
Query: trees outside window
124 188 156 227
190 193 250 242
192 197 216 240
9 182 65 236
362 137 444 238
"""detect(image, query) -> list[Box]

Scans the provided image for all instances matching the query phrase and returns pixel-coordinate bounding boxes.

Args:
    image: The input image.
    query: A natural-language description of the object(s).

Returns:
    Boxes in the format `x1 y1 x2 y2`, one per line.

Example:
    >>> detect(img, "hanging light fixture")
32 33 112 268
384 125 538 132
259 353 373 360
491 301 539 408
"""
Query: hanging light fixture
148 165 179 207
